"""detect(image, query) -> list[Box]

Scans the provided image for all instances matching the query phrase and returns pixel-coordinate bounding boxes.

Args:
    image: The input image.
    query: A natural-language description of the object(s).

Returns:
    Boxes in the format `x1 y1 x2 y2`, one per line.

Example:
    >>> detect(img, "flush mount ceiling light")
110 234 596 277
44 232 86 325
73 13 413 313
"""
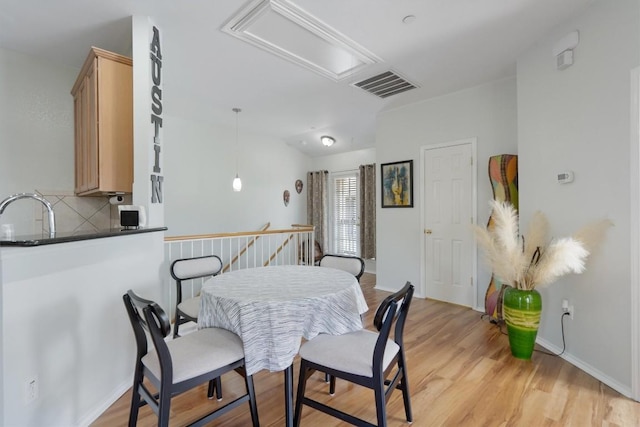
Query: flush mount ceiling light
321 135 335 147
221 0 381 81
232 107 242 192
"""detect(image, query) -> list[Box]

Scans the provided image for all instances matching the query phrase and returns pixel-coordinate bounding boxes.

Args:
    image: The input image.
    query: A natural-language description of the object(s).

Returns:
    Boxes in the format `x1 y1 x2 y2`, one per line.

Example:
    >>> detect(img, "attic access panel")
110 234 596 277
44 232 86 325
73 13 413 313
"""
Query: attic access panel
221 0 381 81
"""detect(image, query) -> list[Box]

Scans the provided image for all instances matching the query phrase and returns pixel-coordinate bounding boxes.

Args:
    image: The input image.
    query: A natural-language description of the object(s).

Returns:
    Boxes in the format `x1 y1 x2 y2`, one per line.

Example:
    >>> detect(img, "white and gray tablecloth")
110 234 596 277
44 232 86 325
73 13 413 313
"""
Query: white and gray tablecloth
198 265 368 375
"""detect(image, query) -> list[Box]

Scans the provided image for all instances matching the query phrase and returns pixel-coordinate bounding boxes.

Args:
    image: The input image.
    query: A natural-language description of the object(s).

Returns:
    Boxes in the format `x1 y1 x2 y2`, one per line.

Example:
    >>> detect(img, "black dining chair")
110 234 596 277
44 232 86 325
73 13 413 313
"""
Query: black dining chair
300 240 324 266
170 255 222 339
318 253 366 386
123 290 260 427
318 254 365 282
293 282 414 427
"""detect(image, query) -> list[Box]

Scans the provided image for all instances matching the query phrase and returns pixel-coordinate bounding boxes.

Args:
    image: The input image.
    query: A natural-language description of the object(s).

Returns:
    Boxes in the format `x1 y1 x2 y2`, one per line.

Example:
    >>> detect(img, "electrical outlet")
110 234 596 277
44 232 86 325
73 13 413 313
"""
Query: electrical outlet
25 378 38 403
562 299 574 319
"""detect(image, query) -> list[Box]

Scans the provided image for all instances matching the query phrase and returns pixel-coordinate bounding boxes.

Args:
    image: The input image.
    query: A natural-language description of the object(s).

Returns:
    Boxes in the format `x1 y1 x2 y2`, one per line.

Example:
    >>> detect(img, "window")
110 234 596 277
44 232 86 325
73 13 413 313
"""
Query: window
331 171 359 256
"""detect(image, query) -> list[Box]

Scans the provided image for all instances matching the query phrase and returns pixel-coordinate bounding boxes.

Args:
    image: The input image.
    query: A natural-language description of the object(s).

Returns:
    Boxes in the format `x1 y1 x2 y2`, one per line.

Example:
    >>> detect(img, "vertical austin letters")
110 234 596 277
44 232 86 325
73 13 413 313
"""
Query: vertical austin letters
150 26 164 203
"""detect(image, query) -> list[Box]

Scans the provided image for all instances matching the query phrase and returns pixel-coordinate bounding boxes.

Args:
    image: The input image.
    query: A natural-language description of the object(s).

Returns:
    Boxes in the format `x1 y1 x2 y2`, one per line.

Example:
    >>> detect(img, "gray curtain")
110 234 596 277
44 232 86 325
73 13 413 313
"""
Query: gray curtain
307 170 328 253
359 163 376 259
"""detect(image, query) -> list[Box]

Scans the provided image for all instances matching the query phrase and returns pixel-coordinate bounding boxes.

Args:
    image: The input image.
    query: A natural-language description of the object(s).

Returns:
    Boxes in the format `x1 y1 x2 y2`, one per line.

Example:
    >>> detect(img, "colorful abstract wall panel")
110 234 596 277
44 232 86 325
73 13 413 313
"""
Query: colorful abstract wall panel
484 154 518 321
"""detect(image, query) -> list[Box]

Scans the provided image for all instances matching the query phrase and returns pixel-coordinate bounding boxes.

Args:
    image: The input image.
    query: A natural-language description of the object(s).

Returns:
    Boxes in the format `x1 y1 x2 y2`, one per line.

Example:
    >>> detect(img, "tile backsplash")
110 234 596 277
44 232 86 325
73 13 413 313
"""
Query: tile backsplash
35 190 132 234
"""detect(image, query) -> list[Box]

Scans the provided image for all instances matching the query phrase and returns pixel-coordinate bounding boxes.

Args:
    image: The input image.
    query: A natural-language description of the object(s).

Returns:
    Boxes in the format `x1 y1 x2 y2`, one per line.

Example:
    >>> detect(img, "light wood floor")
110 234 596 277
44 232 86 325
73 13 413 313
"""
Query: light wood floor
93 273 640 426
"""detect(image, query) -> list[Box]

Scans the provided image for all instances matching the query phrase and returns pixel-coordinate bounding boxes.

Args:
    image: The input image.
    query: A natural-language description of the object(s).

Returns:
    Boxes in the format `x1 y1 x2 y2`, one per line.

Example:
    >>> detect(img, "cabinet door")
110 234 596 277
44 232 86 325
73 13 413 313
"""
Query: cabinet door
72 48 132 196
73 59 99 194
85 59 99 191
96 56 133 193
73 79 86 194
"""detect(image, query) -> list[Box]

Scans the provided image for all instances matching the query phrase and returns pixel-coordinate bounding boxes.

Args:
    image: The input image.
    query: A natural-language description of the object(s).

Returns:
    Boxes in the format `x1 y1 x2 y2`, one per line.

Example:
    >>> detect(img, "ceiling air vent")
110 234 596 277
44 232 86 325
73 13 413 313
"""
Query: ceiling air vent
353 71 418 98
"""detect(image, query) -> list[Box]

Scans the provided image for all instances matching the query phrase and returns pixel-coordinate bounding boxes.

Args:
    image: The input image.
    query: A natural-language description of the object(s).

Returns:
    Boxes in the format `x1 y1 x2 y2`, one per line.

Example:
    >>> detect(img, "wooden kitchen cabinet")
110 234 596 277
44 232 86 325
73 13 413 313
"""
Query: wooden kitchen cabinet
71 47 133 195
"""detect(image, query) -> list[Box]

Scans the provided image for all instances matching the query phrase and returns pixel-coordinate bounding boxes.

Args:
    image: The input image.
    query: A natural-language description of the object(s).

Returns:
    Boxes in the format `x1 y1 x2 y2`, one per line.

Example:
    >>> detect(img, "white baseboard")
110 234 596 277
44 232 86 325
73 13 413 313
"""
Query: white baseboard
77 380 130 427
536 337 634 400
374 284 396 293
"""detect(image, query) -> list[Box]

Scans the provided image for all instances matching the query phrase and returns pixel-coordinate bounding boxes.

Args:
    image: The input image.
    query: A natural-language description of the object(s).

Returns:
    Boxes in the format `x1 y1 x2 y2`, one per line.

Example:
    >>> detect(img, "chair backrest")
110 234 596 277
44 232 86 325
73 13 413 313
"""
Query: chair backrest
123 290 173 376
170 255 223 281
372 282 414 369
170 255 222 303
319 254 365 281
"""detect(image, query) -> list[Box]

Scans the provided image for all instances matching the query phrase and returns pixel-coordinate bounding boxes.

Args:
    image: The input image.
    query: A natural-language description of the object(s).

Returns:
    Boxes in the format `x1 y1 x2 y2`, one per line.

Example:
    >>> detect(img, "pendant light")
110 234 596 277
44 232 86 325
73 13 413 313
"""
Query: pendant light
232 107 242 192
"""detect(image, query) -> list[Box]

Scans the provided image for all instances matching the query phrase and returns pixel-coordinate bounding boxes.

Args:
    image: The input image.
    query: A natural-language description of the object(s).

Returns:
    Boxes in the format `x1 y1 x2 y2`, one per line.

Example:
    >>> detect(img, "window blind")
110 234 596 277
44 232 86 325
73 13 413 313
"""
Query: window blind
333 173 359 256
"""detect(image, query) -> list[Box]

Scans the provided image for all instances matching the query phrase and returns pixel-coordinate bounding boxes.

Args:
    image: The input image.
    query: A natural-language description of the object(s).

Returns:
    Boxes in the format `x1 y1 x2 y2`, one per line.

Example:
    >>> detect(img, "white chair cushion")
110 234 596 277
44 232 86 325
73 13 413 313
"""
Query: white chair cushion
299 329 400 378
142 328 244 384
320 256 363 277
177 296 200 319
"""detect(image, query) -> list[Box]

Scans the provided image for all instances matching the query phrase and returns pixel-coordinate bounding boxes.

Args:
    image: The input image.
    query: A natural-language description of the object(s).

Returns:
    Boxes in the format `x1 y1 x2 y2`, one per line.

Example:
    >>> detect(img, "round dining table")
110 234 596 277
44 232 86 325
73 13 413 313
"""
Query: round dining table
198 264 368 427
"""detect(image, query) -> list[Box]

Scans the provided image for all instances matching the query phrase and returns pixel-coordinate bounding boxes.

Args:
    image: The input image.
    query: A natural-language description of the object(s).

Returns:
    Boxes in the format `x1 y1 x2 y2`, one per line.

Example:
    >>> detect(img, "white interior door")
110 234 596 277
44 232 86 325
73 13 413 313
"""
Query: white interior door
423 141 475 307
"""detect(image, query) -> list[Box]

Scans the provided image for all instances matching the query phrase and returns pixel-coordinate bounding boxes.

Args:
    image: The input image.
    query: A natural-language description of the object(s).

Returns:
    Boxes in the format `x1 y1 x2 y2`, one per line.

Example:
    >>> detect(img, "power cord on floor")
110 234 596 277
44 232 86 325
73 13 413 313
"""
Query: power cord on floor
534 312 570 357
482 311 570 357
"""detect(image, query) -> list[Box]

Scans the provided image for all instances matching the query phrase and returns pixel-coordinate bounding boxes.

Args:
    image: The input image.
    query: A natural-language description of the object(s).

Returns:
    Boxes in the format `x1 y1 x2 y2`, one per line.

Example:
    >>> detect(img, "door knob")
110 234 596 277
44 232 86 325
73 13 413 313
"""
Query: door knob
424 229 432 234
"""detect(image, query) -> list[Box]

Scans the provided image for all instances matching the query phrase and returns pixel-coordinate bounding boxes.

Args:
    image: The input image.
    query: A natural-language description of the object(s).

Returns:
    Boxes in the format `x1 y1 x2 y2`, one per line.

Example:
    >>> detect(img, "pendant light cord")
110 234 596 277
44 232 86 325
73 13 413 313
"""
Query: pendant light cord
233 107 241 175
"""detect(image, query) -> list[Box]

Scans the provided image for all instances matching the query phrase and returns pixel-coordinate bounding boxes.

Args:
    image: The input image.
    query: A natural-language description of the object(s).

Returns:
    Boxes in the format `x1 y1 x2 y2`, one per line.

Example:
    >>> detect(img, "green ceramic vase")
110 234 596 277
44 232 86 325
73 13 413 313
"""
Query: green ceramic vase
502 287 542 360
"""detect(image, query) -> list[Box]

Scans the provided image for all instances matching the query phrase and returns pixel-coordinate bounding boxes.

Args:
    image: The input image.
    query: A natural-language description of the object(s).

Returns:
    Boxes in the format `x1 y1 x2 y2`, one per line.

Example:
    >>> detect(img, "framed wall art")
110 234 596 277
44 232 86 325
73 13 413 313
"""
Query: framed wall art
381 160 413 208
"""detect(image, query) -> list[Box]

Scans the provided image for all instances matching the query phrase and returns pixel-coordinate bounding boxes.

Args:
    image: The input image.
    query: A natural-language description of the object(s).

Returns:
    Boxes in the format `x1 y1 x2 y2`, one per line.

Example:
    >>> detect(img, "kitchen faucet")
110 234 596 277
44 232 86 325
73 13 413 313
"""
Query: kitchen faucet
0 193 56 238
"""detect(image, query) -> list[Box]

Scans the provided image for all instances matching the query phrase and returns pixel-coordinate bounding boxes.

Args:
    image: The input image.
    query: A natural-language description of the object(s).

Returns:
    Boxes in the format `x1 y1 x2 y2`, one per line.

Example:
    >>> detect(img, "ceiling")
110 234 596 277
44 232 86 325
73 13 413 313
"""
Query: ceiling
0 0 593 157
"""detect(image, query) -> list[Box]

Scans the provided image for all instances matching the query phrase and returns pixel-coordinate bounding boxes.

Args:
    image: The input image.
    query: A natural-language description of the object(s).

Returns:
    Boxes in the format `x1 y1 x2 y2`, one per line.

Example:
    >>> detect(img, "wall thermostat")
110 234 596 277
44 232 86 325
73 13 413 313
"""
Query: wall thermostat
557 171 574 184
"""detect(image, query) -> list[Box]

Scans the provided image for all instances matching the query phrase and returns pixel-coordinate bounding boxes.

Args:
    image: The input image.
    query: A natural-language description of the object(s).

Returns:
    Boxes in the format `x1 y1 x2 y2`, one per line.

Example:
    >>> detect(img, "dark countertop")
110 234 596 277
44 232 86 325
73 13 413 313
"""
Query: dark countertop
0 227 167 247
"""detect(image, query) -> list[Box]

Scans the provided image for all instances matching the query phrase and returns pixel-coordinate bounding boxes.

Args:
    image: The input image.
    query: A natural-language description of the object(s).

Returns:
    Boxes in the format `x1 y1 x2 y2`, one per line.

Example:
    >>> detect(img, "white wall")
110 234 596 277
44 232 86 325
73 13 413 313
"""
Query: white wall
162 115 311 235
0 48 76 233
312 147 376 172
376 78 518 304
1 232 165 427
517 0 639 395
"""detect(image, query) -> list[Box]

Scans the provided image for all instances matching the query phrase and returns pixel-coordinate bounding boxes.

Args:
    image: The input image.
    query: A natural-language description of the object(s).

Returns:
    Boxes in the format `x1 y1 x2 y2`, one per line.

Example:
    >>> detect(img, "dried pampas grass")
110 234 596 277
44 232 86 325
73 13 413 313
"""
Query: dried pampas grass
473 200 612 290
